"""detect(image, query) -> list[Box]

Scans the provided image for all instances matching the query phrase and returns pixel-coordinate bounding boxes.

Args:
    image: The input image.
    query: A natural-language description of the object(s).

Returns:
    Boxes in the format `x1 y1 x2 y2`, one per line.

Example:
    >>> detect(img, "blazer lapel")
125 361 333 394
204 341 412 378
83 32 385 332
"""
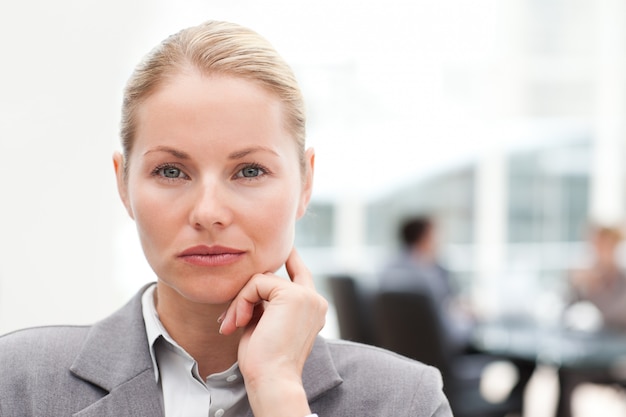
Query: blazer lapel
68 285 341 417
70 284 164 417
302 337 343 402
73 370 162 417
241 337 343 417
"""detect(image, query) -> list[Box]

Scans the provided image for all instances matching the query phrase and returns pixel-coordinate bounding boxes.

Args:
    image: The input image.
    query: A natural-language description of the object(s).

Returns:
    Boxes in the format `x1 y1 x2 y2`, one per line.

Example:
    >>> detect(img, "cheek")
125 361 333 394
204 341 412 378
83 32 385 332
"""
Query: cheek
243 189 299 264
129 185 181 253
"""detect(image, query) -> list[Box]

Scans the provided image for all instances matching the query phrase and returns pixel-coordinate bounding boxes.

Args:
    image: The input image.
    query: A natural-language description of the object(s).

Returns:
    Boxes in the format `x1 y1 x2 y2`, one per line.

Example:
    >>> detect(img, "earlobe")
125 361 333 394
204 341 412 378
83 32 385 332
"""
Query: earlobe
296 148 315 219
113 152 134 219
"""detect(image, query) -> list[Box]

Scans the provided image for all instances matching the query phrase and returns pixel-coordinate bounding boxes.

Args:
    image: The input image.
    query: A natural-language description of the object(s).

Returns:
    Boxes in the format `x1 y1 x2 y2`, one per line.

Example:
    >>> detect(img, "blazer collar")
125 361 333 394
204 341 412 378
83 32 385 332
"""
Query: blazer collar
70 283 163 417
68 284 342 416
302 336 344 402
240 337 344 417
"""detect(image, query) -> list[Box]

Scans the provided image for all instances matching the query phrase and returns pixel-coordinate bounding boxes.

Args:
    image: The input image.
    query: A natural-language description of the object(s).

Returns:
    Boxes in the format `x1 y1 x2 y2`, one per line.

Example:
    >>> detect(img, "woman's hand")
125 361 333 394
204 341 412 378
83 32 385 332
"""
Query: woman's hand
218 248 328 417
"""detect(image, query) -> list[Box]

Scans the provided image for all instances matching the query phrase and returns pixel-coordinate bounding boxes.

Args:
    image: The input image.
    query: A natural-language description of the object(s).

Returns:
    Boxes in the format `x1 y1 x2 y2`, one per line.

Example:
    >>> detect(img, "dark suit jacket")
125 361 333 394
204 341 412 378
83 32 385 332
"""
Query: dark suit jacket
0 285 452 416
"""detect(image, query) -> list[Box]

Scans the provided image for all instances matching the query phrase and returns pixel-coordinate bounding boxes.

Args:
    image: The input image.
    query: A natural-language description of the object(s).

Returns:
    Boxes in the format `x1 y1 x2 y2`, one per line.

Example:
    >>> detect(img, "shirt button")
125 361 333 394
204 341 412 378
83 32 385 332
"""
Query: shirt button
226 374 238 383
215 409 225 417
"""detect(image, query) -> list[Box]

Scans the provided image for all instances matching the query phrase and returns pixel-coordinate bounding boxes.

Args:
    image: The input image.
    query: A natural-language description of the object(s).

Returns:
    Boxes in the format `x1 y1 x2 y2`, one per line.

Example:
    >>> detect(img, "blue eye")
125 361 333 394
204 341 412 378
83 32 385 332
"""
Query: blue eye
153 165 188 179
241 166 261 178
162 167 183 178
235 164 267 179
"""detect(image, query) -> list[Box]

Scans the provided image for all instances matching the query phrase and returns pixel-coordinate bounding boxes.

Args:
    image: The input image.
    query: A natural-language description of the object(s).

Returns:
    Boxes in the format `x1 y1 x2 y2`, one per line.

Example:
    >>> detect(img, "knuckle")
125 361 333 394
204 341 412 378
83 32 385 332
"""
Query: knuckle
317 295 329 314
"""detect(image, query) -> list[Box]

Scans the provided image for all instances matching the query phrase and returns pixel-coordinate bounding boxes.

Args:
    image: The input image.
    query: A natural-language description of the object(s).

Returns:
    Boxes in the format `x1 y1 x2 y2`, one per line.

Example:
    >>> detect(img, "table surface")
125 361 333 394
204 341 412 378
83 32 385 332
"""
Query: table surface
472 320 626 371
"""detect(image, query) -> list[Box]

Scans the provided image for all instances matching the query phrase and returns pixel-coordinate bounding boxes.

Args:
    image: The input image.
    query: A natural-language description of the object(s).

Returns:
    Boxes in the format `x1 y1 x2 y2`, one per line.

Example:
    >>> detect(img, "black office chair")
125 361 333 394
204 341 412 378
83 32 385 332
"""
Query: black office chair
372 291 523 417
326 275 377 346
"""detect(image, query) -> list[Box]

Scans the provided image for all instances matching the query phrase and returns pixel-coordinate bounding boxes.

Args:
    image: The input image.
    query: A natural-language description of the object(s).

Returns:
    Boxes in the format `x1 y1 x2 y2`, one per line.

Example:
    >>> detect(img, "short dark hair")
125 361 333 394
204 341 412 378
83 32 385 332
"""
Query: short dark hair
399 216 433 248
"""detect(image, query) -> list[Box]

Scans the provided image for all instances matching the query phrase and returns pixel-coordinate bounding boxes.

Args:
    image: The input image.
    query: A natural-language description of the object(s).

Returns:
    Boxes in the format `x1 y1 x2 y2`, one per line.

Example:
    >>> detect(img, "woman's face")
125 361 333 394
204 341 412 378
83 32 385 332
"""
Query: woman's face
115 72 313 305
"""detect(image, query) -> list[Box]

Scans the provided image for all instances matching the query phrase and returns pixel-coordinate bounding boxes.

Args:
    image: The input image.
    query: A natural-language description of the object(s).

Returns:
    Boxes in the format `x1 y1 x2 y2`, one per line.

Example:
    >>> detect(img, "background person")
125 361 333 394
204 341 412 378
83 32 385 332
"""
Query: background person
557 224 626 417
378 215 535 415
378 215 473 352
0 21 452 417
566 225 626 331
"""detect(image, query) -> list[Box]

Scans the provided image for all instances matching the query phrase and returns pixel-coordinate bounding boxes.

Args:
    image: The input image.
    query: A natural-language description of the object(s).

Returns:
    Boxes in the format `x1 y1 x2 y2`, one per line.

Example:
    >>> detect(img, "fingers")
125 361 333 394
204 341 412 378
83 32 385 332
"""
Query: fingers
219 247 318 335
285 248 315 289
219 274 280 335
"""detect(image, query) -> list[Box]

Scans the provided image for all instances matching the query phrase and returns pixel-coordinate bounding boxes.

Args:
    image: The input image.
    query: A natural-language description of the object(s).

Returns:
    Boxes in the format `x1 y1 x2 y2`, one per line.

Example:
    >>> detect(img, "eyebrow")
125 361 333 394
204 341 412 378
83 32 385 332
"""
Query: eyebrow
143 146 190 159
143 145 280 160
228 146 279 159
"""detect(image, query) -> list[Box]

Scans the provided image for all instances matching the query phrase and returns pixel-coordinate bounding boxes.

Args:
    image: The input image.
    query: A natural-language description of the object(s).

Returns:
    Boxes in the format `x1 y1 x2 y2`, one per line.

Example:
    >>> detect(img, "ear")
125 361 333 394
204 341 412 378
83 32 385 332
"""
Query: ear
113 152 135 219
296 147 315 219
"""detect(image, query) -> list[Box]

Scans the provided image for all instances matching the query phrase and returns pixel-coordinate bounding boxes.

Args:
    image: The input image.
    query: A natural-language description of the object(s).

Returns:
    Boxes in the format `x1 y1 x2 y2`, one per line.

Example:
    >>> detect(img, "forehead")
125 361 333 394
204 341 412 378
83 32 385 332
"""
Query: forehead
141 71 282 123
132 72 293 152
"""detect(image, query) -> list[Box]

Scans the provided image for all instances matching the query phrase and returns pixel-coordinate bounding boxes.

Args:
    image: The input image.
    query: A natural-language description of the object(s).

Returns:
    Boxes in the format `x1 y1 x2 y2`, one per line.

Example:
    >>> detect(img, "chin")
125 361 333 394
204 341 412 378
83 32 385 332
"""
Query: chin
159 275 247 306
196 281 247 304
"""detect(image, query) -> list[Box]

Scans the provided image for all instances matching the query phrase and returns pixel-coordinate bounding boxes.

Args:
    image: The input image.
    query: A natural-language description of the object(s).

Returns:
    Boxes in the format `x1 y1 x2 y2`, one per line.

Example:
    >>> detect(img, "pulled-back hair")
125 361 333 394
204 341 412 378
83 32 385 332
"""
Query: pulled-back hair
120 20 305 174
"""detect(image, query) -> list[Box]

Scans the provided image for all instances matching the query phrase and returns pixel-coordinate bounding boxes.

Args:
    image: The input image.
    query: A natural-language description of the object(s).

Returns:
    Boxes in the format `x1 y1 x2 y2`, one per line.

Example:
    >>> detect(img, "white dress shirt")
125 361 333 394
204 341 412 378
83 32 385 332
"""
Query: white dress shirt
141 284 318 417
142 285 248 417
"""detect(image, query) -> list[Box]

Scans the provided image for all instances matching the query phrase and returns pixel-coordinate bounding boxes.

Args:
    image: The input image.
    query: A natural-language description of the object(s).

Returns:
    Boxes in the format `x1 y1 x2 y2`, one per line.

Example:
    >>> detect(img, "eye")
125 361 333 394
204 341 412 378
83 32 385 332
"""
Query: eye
152 164 189 180
234 164 268 179
241 166 261 177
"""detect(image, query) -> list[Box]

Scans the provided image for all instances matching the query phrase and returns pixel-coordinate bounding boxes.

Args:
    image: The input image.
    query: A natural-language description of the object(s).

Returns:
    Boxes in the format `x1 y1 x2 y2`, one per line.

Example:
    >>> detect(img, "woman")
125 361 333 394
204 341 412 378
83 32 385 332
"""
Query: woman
568 225 626 330
0 21 451 417
557 225 626 417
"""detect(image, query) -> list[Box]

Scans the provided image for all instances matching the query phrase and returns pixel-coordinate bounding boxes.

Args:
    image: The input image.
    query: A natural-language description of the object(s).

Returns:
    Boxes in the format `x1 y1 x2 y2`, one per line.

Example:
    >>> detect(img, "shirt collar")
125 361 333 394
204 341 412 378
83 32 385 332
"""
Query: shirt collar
142 284 208 382
141 283 167 382
141 284 243 383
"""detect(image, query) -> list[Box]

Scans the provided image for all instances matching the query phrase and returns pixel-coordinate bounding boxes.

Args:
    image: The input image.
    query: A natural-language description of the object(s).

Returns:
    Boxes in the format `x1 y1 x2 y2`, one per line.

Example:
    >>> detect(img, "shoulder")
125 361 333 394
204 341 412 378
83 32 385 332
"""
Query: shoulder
0 325 90 383
0 324 90 355
325 338 442 383
310 338 451 416
0 325 111 416
378 257 425 285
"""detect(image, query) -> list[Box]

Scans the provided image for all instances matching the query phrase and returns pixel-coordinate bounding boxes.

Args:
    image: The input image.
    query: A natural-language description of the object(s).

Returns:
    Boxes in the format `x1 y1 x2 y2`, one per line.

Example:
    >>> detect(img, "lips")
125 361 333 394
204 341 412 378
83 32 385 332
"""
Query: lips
178 245 245 267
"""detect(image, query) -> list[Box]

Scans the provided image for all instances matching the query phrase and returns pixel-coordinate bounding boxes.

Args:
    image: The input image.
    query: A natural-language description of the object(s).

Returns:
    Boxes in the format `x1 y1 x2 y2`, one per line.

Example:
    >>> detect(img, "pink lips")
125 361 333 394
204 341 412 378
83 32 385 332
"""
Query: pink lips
178 245 245 267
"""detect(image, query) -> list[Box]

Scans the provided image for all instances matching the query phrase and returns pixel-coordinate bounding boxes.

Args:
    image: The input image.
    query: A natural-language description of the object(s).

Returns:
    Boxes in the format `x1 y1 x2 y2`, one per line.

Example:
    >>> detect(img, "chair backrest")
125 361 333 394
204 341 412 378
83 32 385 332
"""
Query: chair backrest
374 291 526 417
326 275 376 345
372 291 452 375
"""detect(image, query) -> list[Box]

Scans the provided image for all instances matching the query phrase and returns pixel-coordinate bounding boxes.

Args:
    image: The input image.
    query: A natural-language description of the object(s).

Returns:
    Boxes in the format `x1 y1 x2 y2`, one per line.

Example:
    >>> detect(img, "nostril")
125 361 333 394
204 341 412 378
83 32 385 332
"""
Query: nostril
188 185 233 229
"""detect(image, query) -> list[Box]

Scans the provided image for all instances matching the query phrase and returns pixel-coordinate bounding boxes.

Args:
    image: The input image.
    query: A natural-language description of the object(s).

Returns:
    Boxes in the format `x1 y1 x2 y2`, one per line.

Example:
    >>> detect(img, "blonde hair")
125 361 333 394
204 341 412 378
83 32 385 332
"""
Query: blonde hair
120 20 306 173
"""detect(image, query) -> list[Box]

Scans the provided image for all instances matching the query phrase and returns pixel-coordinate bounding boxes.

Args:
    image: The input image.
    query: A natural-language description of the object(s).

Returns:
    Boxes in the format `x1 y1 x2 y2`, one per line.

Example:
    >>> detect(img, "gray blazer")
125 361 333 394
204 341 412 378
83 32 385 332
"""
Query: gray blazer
0 286 452 417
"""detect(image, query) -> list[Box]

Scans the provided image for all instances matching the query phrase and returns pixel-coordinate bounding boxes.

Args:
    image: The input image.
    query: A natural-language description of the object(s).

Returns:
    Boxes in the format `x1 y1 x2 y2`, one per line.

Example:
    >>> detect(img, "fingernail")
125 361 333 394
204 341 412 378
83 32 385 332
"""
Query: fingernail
217 311 226 324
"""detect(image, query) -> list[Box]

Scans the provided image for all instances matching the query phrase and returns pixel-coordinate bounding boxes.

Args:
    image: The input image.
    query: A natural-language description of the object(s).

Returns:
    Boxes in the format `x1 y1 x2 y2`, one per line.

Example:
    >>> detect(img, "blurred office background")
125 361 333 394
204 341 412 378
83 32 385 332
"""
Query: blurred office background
3 1 626 415
1 0 626 361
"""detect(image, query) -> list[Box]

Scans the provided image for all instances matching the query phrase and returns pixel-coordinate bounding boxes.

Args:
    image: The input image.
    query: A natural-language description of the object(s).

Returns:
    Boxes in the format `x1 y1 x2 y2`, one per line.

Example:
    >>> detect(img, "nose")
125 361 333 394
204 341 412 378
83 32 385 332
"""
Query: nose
188 180 234 230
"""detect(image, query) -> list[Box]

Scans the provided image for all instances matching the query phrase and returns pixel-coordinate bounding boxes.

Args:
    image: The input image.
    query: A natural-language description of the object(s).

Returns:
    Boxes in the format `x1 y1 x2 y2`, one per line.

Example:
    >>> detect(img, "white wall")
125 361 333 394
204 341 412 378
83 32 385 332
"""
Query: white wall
0 0 160 333
0 0 498 333
3 0 625 333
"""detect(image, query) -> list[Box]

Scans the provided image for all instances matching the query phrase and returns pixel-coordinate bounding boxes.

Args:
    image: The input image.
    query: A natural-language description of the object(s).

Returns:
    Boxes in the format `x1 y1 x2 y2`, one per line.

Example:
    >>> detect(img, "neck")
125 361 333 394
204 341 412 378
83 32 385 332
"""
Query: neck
411 245 434 264
154 282 242 378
